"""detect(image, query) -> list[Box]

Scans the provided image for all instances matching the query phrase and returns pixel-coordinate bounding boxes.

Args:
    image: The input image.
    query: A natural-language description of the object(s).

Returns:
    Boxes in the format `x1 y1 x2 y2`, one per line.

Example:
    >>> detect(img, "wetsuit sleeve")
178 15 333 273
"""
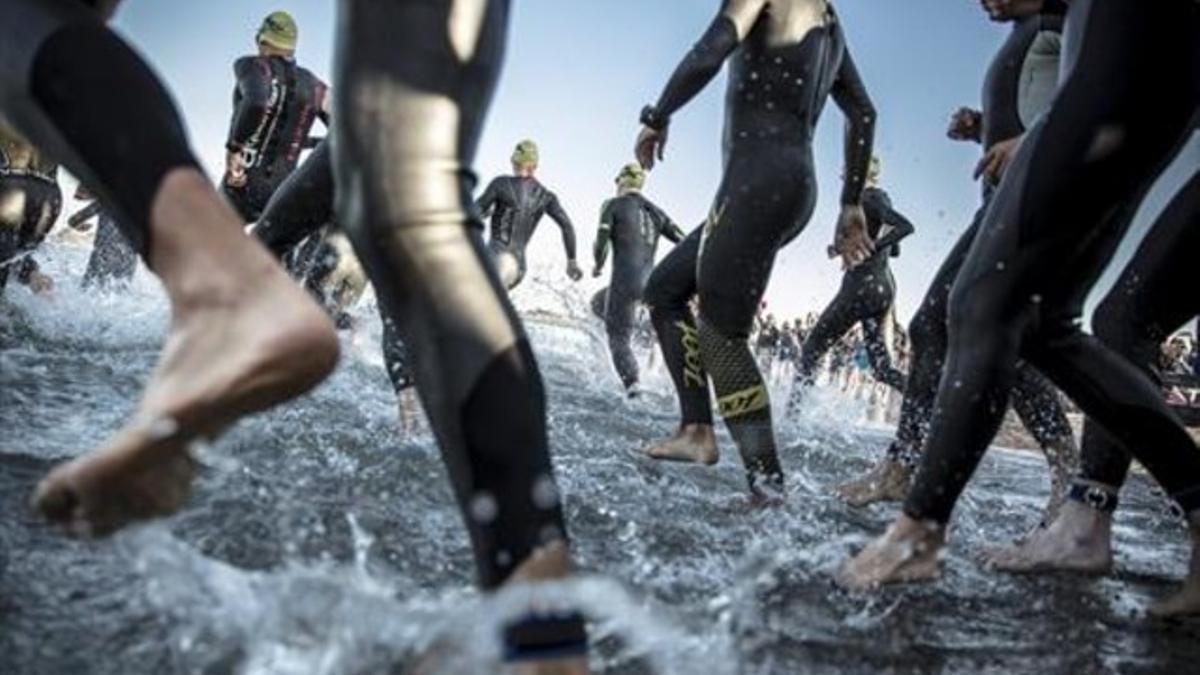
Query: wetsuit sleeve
315 80 332 126
227 57 272 150
830 47 876 206
1017 30 1062 129
646 200 685 243
870 192 916 253
475 179 500 218
642 13 743 129
545 192 578 261
594 200 613 272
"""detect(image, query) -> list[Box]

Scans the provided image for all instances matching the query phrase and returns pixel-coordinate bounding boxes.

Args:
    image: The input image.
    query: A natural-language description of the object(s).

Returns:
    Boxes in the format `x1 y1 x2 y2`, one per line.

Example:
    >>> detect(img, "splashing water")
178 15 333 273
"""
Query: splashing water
2 243 1198 674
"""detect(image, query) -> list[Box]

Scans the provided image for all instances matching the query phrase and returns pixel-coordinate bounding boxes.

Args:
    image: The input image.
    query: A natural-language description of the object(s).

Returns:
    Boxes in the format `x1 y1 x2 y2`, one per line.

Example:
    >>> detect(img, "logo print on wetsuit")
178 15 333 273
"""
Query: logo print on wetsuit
676 320 705 388
717 385 769 419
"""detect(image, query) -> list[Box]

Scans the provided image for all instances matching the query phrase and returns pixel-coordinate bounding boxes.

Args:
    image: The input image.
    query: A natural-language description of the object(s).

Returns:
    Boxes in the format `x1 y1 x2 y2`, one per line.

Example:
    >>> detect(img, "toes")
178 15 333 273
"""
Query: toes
32 477 80 525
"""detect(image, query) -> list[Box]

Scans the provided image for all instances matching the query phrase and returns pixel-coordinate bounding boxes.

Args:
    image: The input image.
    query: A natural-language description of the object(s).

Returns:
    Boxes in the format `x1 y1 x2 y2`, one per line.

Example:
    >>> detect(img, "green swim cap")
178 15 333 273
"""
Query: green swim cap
511 139 539 167
615 163 646 190
257 11 298 52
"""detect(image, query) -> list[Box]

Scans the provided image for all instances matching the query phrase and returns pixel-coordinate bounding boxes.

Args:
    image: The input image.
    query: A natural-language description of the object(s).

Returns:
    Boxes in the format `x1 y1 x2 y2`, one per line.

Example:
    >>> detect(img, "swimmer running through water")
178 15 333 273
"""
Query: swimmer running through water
638 0 877 497
591 162 685 396
840 0 1200 619
477 139 583 290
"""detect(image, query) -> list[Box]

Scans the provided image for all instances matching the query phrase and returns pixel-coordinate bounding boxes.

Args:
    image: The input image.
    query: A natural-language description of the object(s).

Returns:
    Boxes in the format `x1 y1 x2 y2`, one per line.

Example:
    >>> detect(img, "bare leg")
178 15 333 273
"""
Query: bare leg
34 169 338 536
508 543 588 675
644 423 719 465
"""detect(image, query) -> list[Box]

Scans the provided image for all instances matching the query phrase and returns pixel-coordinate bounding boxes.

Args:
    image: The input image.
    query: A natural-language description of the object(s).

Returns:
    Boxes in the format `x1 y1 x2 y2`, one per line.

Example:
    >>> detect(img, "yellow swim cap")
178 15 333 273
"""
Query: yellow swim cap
615 163 646 190
257 11 298 52
511 139 539 167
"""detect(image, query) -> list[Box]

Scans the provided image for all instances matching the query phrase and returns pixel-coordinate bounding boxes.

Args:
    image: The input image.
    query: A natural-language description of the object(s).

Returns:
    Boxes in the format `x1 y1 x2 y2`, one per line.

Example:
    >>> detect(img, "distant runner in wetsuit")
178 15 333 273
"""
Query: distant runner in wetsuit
221 12 330 223
788 156 911 399
250 139 421 430
476 140 583 290
74 185 137 288
834 0 1079 522
591 163 685 395
637 0 877 498
841 1 1200 618
0 121 60 295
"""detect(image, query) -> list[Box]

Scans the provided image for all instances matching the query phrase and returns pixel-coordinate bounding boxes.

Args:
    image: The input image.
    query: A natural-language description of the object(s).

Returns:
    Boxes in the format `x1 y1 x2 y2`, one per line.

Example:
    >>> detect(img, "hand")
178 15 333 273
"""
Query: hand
591 266 603 279
566 260 583 282
224 150 248 188
832 205 874 270
635 126 668 171
26 271 54 295
947 107 983 142
981 0 1046 21
74 185 94 201
974 135 1022 184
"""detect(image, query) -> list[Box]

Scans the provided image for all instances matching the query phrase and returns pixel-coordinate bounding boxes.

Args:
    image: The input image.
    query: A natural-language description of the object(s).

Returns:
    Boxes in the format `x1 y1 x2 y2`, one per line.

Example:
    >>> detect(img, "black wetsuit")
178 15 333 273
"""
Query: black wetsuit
1 6 584 654
81 205 136 288
879 9 1076 469
591 192 685 389
1070 151 1199 509
642 5 875 492
476 175 577 290
792 186 912 395
904 0 1200 525
250 139 416 395
332 2 582 640
222 54 328 223
0 124 61 293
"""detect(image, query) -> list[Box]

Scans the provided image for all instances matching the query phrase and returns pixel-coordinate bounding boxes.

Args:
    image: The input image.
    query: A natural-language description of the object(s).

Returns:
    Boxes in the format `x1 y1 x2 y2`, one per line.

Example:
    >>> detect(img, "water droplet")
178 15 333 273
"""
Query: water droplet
996 261 1006 271
470 492 498 523
532 475 560 509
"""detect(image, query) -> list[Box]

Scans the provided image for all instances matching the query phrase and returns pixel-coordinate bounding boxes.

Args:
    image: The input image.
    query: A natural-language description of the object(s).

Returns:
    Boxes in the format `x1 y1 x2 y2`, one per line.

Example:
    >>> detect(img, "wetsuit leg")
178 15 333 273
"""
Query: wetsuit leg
82 211 137 287
605 280 640 389
793 282 863 390
0 0 200 258
333 0 571 590
254 140 335 259
0 174 61 290
1076 172 1200 491
696 150 817 491
644 228 713 426
1008 362 1074 448
862 314 905 391
380 306 415 395
589 287 607 322
905 0 1200 524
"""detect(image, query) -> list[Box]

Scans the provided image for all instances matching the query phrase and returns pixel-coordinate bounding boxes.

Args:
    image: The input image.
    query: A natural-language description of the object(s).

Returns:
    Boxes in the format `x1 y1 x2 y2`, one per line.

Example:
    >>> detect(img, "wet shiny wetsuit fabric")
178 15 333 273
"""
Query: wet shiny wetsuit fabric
881 9 1074 467
250 139 415 395
222 55 328 223
1075 167 1200 492
905 0 1200 524
0 0 199 258
792 186 911 394
592 192 684 388
644 7 875 492
476 175 577 290
81 207 137 288
332 0 574 590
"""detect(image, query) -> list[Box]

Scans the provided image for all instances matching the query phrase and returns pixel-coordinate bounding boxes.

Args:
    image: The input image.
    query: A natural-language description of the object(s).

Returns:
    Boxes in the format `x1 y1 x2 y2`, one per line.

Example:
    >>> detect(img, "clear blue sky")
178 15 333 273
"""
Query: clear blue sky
107 1 1174 323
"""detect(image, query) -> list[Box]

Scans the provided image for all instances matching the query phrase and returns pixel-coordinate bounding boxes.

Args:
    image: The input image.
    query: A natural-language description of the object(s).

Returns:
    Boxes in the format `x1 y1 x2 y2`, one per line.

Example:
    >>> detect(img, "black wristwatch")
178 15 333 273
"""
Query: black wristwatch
640 105 669 132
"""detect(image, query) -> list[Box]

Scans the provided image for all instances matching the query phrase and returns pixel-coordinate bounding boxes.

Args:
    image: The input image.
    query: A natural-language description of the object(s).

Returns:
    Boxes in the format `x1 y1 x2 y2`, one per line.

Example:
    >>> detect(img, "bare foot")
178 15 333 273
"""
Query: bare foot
1148 519 1200 619
644 424 718 465
33 169 339 537
834 458 912 507
838 514 945 591
985 499 1114 575
507 542 590 675
1039 436 1080 529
